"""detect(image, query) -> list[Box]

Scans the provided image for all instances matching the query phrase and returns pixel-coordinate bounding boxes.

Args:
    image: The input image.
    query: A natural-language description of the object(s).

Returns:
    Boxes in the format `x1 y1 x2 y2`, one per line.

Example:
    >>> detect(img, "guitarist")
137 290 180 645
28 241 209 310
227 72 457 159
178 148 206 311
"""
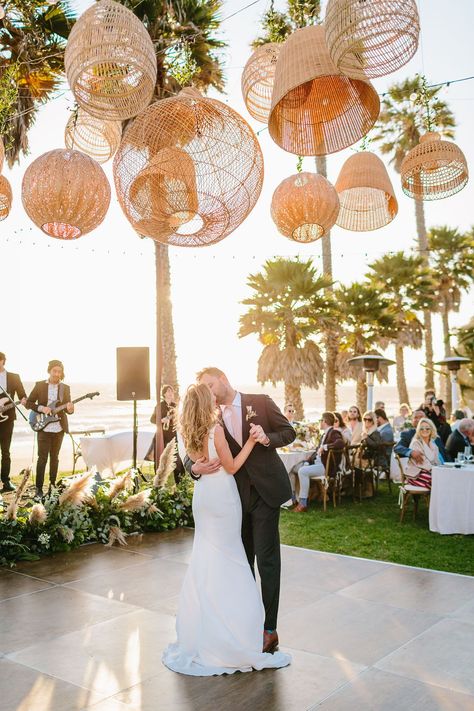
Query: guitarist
27 360 74 499
0 351 27 493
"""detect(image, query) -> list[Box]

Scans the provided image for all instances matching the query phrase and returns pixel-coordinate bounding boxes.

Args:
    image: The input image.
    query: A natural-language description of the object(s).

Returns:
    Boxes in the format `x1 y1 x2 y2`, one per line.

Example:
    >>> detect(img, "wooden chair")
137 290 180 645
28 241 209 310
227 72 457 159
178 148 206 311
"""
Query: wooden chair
337 444 354 504
308 450 341 511
373 441 394 493
396 454 430 522
350 443 376 502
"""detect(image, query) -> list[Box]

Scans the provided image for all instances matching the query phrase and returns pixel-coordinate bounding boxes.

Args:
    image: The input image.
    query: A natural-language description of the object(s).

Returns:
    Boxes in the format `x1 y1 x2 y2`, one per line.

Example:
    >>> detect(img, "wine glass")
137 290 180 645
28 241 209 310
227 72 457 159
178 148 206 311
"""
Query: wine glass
464 446 473 464
456 452 466 465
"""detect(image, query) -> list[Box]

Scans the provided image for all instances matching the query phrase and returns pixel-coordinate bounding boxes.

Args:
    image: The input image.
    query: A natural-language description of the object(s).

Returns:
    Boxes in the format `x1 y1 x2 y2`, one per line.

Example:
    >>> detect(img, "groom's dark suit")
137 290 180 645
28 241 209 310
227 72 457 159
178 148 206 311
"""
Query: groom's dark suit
185 393 295 630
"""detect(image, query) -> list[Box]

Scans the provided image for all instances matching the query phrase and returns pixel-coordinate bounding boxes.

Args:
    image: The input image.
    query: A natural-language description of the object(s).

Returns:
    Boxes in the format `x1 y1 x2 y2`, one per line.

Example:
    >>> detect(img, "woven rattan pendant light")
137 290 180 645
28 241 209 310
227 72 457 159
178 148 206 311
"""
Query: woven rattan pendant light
65 109 122 163
0 175 12 221
400 132 469 201
65 0 157 121
335 152 398 231
114 88 264 247
268 25 379 156
22 149 111 239
271 172 340 242
325 0 420 80
241 43 281 123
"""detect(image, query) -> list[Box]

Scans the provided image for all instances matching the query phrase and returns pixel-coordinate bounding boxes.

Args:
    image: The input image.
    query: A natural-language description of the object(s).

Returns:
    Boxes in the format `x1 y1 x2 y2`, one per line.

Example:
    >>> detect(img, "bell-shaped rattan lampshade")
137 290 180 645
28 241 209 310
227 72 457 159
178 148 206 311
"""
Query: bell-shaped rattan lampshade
335 151 398 231
400 132 469 201
241 43 281 124
325 0 420 79
269 25 380 156
271 172 340 242
0 175 12 221
65 109 122 163
114 88 264 247
22 149 111 239
0 135 4 172
65 0 157 121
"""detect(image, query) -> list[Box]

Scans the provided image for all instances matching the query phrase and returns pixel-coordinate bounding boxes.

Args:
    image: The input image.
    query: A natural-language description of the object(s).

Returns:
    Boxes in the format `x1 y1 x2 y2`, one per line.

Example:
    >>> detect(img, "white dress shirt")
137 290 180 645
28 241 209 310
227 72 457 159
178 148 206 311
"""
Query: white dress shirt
221 391 242 446
0 369 7 394
43 383 62 433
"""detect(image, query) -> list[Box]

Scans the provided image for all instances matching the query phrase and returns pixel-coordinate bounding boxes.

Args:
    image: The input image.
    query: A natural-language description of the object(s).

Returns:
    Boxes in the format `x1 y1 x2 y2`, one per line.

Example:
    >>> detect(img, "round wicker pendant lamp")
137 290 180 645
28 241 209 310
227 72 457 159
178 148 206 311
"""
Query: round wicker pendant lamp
0 175 12 221
22 149 111 239
400 132 469 201
65 109 122 163
268 25 380 156
271 172 340 242
113 88 264 247
241 43 281 123
65 0 157 121
335 151 398 231
325 0 420 80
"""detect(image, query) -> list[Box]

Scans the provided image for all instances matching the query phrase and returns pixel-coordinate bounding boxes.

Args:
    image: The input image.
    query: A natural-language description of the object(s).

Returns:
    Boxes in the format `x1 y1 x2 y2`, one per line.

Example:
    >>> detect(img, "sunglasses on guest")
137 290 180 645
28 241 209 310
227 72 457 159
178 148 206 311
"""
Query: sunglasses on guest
363 418 373 422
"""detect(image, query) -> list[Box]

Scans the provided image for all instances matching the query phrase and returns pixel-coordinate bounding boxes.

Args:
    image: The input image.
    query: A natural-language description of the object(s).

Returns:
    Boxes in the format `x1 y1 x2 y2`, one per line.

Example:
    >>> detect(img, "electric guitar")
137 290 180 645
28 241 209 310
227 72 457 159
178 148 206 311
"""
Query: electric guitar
28 391 100 432
0 396 23 423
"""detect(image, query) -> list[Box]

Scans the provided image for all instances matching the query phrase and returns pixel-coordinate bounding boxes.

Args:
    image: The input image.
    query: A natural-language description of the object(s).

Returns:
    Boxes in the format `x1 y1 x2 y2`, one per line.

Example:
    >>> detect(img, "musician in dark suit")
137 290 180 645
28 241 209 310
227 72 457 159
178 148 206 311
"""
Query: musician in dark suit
0 352 27 492
185 367 295 654
26 360 74 499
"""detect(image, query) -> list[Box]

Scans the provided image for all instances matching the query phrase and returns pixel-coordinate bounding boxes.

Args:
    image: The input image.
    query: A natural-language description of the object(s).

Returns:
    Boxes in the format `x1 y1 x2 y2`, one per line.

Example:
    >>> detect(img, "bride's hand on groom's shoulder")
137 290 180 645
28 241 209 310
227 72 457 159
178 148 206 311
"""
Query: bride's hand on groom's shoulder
192 456 221 476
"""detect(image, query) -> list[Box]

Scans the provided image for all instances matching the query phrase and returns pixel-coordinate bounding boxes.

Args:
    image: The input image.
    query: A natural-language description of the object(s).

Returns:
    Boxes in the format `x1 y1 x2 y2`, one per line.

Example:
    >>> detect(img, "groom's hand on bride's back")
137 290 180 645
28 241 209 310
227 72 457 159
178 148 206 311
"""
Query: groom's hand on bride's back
191 457 221 477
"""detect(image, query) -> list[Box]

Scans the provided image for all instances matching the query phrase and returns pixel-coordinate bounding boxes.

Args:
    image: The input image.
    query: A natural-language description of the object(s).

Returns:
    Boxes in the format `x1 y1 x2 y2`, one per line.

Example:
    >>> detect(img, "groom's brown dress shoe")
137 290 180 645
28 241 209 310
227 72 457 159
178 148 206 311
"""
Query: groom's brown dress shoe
293 503 308 513
263 630 279 653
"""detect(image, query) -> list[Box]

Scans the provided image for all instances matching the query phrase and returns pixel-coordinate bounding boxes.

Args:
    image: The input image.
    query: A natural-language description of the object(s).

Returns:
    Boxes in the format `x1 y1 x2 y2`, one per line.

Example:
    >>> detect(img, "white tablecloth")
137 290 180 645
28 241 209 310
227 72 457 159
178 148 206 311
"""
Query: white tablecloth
80 430 155 476
278 449 314 473
430 465 474 535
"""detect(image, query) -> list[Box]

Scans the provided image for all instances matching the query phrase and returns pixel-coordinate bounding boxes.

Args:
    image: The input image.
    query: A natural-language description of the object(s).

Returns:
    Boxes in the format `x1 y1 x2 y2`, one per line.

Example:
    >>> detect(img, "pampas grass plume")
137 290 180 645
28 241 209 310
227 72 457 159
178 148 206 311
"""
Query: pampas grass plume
153 439 177 488
5 468 31 520
108 471 132 500
119 489 151 512
29 503 47 526
59 471 94 506
107 525 127 547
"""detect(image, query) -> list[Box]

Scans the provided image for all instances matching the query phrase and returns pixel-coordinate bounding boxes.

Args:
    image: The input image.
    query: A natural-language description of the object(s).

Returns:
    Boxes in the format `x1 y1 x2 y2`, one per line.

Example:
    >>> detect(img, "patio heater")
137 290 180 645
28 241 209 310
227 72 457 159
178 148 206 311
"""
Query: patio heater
435 356 471 411
347 354 395 411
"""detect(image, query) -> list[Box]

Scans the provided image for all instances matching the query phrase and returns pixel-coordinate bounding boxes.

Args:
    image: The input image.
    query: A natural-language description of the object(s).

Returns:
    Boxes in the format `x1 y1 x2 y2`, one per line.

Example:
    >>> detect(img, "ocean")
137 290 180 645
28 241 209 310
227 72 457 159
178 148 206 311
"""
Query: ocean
8 381 426 473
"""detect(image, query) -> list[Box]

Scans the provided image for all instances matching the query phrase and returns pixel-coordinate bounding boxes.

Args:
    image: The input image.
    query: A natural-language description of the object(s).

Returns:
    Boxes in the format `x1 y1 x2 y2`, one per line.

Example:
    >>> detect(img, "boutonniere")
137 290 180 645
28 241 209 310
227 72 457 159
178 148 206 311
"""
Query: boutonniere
246 405 257 422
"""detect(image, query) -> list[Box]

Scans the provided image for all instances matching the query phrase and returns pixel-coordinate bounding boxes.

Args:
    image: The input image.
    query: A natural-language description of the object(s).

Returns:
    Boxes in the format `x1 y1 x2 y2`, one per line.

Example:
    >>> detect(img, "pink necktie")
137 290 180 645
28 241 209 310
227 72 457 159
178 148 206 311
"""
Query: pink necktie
226 406 242 446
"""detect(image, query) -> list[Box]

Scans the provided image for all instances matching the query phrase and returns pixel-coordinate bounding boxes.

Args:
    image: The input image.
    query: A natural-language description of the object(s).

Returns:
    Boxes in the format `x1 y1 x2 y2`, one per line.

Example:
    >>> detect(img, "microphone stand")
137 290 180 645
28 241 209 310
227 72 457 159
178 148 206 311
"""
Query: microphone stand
0 384 28 421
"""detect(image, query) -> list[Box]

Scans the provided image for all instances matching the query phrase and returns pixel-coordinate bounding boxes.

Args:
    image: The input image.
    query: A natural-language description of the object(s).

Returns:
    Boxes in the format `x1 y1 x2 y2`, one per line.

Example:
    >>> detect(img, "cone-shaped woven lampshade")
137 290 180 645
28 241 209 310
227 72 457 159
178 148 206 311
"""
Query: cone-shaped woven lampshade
400 132 469 201
269 25 379 156
65 109 122 163
325 0 420 79
335 151 398 231
22 149 111 239
0 136 4 172
65 0 157 121
241 43 281 123
114 88 264 247
271 172 340 242
0 175 12 221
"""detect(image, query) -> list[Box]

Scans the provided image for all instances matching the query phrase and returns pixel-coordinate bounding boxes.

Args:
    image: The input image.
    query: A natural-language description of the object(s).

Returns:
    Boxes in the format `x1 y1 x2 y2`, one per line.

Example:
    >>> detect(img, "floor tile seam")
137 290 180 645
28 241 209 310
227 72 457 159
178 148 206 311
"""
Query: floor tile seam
280 543 474 580
370 662 474 698
0 568 61 584
283 564 391 592
332 588 471 618
306 666 371 710
0 655 111 696
0 582 59 603
59 553 184 586
55 584 147 613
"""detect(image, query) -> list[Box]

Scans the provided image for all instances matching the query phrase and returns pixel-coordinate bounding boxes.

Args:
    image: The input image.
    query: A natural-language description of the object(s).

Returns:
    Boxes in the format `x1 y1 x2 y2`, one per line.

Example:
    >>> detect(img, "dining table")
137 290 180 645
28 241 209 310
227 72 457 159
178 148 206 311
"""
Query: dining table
429 463 474 535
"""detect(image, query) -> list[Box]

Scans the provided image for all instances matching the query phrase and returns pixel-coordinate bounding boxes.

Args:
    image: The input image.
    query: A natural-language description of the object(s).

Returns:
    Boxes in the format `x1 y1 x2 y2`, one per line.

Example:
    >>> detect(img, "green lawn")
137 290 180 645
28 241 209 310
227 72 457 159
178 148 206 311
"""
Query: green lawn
280 484 474 577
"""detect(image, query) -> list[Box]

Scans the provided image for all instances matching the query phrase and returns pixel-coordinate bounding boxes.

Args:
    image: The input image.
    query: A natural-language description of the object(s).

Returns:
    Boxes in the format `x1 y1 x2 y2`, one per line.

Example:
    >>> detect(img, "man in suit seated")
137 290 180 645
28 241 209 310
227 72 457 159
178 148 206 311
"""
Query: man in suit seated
446 419 474 460
293 412 344 512
374 408 394 470
394 409 450 464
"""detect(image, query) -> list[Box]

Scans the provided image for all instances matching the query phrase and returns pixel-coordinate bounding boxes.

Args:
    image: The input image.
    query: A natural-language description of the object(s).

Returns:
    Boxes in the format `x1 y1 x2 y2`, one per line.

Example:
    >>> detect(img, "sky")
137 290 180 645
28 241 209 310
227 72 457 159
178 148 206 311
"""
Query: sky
2 0 473 394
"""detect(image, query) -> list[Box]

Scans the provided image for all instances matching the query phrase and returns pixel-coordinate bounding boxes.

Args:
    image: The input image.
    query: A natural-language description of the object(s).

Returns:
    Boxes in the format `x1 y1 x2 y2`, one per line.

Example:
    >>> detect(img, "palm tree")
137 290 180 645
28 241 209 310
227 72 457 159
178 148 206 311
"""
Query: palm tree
335 282 395 412
455 319 474 411
427 226 474 411
0 1 75 165
366 252 436 407
372 76 456 390
239 257 335 419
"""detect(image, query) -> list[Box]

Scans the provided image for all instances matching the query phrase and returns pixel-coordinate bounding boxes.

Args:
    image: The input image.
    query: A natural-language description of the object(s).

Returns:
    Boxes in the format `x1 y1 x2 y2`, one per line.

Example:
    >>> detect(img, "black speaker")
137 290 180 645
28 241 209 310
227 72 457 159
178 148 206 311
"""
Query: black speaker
116 347 150 401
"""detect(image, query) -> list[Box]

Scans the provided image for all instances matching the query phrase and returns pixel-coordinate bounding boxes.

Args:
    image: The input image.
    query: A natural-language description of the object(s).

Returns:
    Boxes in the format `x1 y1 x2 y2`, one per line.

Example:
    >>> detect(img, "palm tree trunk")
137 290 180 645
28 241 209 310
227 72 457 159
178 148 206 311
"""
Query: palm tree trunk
356 377 367 414
315 154 337 411
441 298 452 413
154 242 164 469
285 384 304 421
155 242 179 394
414 196 435 390
395 343 410 406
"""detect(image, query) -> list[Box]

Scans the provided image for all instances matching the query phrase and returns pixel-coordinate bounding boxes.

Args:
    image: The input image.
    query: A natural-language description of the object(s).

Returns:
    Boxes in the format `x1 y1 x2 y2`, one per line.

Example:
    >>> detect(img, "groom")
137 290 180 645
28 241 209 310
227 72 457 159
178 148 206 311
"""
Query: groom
184 367 295 653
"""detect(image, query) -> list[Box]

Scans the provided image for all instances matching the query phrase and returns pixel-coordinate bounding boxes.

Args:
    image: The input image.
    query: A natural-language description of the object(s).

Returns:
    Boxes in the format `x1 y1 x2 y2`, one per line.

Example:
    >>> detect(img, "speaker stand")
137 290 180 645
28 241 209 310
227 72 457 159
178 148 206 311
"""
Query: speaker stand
131 393 146 492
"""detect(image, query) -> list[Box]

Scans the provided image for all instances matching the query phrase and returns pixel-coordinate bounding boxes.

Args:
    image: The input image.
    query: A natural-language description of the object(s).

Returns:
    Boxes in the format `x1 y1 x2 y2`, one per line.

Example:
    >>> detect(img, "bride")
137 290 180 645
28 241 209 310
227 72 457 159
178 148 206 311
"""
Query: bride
162 383 291 676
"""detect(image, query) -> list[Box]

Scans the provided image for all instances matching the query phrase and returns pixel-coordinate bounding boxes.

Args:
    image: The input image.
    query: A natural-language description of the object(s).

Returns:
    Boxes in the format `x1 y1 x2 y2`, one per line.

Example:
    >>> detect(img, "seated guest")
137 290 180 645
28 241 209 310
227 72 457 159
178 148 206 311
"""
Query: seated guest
354 411 382 468
341 409 349 426
451 409 466 431
394 409 450 463
393 403 411 431
406 418 443 490
375 400 385 411
347 405 363 444
374 408 394 468
293 412 344 512
333 411 352 444
446 418 474 460
283 403 298 425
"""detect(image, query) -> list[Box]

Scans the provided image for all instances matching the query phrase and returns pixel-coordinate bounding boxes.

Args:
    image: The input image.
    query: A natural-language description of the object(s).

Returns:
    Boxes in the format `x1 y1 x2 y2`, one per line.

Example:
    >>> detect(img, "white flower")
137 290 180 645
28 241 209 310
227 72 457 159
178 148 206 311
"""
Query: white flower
38 533 51 547
246 405 257 422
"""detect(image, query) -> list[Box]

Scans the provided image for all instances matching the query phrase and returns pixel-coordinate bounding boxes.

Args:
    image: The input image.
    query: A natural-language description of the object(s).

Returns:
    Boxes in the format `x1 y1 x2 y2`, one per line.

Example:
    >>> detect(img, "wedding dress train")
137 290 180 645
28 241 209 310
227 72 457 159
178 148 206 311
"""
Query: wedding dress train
162 427 291 676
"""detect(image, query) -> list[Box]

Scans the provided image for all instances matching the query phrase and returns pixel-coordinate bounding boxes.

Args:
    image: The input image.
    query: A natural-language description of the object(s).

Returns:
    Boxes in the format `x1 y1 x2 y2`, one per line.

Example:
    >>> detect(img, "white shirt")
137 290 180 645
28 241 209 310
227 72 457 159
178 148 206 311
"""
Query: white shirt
0 369 7 393
43 382 62 433
221 391 242 446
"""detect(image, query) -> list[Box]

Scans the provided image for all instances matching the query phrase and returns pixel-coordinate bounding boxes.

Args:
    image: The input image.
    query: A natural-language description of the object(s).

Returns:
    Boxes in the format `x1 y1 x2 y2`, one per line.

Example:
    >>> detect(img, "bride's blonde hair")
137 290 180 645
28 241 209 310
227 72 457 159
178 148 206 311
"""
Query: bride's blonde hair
180 383 218 454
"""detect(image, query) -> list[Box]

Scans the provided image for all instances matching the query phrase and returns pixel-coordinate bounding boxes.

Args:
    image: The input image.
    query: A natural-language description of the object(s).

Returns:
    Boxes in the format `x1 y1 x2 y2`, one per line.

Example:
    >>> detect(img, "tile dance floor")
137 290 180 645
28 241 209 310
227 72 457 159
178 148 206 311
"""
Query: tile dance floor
1 528 474 710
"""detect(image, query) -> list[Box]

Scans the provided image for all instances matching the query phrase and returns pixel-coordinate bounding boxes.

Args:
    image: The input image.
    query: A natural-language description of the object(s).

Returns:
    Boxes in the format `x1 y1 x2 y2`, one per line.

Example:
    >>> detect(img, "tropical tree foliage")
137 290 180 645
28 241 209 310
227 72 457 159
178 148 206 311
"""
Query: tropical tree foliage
366 252 436 407
372 76 456 390
455 319 474 411
239 257 335 419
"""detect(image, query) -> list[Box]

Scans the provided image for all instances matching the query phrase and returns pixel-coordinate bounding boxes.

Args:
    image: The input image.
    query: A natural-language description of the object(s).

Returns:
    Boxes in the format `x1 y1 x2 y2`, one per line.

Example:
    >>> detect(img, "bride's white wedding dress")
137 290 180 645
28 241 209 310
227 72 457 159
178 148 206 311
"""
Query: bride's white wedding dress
162 426 291 676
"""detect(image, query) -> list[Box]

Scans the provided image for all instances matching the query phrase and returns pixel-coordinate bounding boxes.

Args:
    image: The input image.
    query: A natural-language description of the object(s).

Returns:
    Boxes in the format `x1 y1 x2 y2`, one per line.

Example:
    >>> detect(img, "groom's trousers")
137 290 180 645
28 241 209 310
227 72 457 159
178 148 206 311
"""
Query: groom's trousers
241 484 281 631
